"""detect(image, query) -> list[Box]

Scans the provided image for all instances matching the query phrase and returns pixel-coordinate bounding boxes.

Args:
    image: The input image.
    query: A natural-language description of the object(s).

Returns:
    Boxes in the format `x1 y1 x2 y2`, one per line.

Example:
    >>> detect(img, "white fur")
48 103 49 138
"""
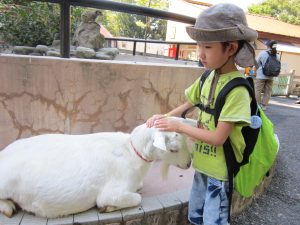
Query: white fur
0 119 193 218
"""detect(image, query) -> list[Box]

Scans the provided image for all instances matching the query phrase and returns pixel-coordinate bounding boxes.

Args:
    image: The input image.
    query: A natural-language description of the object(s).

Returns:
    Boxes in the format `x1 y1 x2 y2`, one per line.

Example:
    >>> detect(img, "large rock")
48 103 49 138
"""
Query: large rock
95 52 113 60
36 45 49 55
98 48 119 57
13 46 35 55
72 10 105 50
75 46 96 58
95 48 119 60
47 50 61 57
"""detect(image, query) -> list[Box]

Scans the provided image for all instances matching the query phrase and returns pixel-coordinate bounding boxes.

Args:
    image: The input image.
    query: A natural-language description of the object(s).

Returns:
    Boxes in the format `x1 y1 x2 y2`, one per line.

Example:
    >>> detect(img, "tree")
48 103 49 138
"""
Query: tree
248 0 300 25
0 0 84 46
0 0 168 46
100 0 168 40
0 1 60 46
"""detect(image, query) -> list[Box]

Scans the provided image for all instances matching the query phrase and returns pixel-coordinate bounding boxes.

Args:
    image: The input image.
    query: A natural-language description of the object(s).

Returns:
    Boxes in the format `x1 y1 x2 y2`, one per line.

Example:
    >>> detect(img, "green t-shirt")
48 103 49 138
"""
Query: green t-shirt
185 71 251 181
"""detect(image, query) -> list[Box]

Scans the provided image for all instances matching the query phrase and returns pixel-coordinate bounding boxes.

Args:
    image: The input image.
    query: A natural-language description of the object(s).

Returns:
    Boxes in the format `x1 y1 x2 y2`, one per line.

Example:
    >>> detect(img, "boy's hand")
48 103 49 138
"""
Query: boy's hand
154 118 181 133
146 114 166 128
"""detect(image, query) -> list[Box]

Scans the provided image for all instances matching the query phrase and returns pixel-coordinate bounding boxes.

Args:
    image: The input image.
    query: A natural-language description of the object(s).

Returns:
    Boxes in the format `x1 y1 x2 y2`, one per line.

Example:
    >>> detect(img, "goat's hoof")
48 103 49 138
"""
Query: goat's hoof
0 199 17 218
99 205 118 213
0 207 14 218
3 210 13 218
105 206 118 212
7 200 17 212
99 206 107 213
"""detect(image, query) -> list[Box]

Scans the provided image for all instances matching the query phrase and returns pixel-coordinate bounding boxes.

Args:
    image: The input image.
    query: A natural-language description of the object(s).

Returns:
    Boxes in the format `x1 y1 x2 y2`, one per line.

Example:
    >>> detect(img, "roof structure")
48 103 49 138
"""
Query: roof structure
181 1 300 44
183 0 212 7
100 25 113 38
246 14 300 44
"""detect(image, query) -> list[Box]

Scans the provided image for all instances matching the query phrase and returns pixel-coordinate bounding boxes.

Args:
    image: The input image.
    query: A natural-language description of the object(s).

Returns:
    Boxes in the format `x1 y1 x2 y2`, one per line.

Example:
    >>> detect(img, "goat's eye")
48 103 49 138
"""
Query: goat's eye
170 149 178 153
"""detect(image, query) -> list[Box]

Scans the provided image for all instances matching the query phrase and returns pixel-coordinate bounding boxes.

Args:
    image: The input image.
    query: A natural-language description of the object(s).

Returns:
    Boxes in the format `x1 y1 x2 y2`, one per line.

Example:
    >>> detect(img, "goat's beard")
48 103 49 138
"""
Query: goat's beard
161 161 170 180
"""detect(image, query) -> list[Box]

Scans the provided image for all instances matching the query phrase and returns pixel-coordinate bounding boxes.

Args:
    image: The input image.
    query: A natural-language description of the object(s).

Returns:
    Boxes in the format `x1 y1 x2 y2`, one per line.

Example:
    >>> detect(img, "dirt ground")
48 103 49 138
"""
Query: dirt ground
231 97 300 225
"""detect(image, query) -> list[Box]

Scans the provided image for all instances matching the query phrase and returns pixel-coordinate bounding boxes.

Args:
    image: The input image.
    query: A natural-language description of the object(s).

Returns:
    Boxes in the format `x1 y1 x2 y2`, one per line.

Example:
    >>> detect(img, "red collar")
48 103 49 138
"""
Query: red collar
130 140 153 163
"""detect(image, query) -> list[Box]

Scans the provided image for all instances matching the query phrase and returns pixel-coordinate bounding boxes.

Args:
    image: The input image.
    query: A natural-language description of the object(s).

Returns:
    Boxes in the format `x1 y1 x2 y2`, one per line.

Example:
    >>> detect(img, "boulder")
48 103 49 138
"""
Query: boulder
75 46 96 58
72 10 105 49
95 52 113 60
97 48 119 57
13 46 35 55
36 45 49 55
47 50 61 57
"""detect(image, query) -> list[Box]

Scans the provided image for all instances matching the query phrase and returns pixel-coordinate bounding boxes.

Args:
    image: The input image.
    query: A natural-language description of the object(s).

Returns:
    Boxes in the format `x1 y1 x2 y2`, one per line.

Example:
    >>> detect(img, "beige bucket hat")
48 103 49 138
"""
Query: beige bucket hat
186 3 258 67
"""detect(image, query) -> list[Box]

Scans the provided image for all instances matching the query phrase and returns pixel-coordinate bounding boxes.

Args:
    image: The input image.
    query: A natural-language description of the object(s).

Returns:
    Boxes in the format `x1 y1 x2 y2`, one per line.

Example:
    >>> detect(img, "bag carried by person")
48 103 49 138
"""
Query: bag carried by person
262 52 281 77
182 70 279 220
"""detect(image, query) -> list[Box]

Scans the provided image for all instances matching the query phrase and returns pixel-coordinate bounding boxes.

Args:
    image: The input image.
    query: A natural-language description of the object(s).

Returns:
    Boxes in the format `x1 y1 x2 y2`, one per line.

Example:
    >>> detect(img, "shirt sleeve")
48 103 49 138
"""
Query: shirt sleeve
219 86 251 125
256 52 264 67
185 77 201 105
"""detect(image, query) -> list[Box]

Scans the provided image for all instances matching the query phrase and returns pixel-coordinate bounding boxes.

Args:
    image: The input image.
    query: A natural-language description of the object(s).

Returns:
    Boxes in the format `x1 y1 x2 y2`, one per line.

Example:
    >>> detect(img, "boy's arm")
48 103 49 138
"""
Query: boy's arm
155 119 233 147
165 101 194 117
179 121 233 146
146 101 193 128
157 86 250 146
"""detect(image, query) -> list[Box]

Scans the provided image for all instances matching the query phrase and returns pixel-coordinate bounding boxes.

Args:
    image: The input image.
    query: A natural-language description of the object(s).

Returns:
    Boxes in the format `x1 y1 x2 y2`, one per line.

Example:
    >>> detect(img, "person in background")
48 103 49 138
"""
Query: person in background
255 40 280 110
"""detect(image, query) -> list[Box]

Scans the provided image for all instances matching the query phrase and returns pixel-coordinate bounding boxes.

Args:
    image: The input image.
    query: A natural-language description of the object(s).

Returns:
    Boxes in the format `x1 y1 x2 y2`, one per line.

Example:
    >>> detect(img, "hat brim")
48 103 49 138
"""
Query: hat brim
186 25 258 67
186 25 258 42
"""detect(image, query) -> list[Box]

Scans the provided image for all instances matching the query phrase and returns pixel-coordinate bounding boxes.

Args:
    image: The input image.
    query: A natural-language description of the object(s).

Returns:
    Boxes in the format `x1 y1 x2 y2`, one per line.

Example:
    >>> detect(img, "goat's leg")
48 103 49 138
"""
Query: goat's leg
0 199 17 217
96 186 141 212
136 181 144 192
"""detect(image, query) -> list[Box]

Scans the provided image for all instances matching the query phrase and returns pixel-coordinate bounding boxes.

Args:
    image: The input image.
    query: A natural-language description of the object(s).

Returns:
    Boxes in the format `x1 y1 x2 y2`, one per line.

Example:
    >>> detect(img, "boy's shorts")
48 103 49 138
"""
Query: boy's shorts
188 171 230 225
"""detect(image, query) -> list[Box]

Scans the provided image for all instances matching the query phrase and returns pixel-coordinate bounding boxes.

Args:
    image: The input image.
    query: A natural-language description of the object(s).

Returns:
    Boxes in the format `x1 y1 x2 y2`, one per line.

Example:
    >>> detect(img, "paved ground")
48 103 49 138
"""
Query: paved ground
141 161 194 197
232 96 300 225
143 96 300 225
141 96 300 225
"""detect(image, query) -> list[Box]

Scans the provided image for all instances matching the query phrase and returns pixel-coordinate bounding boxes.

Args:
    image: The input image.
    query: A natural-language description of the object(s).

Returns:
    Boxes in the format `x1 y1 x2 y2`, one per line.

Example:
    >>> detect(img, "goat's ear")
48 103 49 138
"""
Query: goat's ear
153 131 167 151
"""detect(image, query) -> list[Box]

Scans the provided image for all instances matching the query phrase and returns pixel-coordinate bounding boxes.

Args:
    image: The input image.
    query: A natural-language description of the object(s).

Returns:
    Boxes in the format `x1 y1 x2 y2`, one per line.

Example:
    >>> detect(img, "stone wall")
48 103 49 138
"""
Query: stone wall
0 54 201 149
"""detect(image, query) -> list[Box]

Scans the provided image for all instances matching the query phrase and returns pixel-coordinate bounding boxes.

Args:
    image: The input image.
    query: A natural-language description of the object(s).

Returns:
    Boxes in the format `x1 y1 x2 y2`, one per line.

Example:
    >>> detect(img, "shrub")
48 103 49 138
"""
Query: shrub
0 1 59 46
0 1 84 47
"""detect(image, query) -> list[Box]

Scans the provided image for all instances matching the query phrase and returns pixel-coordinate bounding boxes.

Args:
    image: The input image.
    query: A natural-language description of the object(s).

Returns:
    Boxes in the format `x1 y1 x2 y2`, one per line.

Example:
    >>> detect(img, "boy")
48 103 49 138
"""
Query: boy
146 3 258 225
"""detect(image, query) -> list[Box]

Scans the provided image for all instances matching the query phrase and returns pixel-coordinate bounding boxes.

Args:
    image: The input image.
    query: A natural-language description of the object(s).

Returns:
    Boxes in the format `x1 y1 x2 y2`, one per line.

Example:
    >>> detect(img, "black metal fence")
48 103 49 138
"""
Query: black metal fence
35 0 196 59
105 37 197 60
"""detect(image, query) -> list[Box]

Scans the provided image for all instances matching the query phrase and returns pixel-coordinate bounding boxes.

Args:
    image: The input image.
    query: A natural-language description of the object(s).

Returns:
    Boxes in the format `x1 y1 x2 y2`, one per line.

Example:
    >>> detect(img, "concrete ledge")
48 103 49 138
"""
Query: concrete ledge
0 163 276 225
0 189 190 225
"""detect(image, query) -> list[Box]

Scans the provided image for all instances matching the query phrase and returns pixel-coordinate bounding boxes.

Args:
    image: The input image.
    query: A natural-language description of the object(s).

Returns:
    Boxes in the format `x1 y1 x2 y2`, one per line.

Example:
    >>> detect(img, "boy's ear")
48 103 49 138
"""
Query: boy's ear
228 41 239 56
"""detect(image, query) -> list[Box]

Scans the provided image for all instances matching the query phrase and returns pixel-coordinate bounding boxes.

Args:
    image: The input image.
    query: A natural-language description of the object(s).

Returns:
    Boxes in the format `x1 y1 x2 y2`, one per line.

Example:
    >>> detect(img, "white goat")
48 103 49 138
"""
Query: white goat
0 118 195 218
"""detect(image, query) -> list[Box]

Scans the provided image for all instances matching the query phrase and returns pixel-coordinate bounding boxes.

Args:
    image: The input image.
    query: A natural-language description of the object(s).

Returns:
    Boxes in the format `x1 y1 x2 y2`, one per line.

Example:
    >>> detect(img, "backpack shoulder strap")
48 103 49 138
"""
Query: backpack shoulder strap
213 77 257 126
181 70 211 118
199 70 211 95
214 77 259 177
195 70 216 115
212 76 259 223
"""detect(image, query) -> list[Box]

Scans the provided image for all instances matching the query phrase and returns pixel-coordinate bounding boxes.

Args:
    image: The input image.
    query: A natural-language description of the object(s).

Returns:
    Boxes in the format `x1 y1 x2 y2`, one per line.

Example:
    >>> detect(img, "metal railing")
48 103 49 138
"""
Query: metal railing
105 37 197 60
35 0 196 58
